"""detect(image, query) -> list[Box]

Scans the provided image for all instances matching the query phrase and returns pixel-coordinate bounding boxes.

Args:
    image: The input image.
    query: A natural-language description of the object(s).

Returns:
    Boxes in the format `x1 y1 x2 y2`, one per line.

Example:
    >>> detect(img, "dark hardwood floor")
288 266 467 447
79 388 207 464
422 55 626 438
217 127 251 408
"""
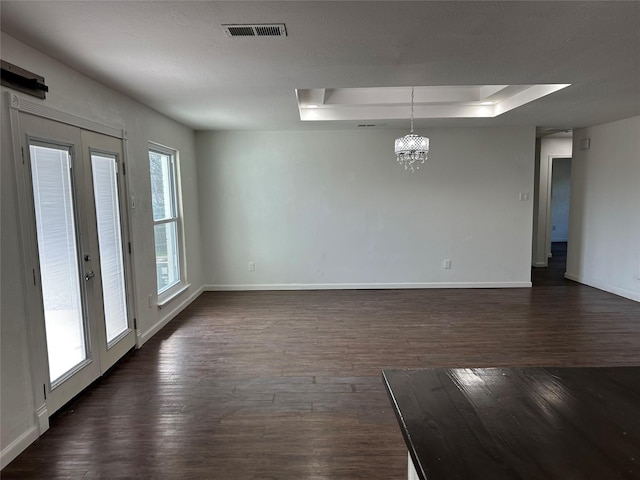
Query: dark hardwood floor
531 242 571 287
3 273 640 478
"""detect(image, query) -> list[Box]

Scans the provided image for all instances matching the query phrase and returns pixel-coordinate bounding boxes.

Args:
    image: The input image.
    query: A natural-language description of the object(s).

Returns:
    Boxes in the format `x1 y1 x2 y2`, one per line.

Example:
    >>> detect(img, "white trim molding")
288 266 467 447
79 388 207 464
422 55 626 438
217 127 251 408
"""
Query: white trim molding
204 281 532 291
36 404 49 434
7 92 124 138
0 425 39 470
564 273 640 302
138 285 204 346
157 283 191 309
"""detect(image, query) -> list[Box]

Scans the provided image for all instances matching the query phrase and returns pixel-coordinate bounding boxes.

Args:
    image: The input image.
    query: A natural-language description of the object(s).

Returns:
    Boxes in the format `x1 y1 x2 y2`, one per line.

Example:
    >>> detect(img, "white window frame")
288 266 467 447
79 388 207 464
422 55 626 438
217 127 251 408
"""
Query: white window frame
148 143 188 306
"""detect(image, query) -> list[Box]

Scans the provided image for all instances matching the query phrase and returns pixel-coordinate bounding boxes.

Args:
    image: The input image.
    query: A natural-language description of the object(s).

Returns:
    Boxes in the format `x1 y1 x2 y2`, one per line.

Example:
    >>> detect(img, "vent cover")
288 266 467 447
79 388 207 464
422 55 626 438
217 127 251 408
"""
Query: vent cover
223 24 287 37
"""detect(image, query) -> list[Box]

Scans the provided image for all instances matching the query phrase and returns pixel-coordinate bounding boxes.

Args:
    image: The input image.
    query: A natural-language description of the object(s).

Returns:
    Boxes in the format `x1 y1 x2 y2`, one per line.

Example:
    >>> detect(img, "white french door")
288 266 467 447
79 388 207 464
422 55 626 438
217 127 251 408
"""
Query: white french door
20 113 135 414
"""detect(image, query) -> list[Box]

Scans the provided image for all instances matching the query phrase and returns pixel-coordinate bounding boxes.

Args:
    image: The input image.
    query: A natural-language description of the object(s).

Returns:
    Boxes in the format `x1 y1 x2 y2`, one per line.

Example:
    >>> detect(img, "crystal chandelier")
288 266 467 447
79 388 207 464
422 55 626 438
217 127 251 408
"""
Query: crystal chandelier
395 87 429 172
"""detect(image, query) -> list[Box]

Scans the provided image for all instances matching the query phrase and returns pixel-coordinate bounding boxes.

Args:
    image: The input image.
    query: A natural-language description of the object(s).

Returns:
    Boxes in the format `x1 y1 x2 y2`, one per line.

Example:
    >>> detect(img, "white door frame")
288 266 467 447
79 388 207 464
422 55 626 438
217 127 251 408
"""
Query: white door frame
7 92 139 434
544 155 572 261
533 153 572 267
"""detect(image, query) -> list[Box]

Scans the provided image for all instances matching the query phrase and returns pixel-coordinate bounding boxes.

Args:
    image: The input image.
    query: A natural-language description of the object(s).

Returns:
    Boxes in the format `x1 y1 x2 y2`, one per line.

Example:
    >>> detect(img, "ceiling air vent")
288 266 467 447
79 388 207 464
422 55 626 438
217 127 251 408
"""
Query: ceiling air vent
223 24 287 38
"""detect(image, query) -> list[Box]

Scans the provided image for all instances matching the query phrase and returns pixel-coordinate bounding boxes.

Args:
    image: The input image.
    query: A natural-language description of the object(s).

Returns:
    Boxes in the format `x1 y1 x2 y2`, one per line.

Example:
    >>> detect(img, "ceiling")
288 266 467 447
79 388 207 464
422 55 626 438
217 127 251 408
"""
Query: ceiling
295 84 572 122
1 1 639 131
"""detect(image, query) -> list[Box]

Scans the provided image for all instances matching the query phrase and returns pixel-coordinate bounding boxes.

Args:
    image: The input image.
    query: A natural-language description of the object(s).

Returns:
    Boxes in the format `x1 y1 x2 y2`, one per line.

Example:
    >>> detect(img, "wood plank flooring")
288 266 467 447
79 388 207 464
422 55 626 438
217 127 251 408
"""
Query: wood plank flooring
531 242 572 287
3 280 640 479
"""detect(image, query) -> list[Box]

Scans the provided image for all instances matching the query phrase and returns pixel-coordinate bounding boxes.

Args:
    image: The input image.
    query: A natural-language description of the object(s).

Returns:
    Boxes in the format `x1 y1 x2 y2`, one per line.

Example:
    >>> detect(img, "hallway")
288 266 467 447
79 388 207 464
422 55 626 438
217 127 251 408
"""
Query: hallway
532 242 573 287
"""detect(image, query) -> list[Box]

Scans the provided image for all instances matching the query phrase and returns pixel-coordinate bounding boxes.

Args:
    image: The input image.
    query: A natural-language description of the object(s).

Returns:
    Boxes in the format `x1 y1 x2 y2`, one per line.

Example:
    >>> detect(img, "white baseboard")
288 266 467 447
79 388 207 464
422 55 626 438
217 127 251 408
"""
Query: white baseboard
532 262 548 268
138 285 204 346
564 273 640 302
1 424 39 469
204 281 532 291
36 404 49 434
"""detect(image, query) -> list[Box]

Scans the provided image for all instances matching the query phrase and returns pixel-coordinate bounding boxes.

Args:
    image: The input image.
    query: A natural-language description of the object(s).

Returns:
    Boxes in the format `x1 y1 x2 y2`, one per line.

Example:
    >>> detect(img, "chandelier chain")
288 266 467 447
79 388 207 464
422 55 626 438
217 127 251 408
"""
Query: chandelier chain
410 86 414 134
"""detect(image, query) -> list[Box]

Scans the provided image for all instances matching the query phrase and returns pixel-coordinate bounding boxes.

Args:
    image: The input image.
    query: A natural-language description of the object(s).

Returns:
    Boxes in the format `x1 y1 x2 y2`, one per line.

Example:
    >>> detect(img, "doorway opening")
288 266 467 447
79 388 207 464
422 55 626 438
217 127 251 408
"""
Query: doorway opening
531 129 575 286
532 154 574 287
549 156 571 274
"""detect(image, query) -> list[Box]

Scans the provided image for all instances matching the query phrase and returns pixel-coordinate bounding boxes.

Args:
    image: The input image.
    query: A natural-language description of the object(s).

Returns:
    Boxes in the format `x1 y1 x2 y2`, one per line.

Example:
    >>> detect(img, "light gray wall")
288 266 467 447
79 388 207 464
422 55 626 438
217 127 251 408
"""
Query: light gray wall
550 158 571 242
1 33 204 464
196 127 536 289
567 116 640 301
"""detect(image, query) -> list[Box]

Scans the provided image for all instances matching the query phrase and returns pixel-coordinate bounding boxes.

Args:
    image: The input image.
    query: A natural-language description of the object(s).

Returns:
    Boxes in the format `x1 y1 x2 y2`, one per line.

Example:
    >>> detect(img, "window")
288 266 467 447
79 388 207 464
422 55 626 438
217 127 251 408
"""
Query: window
149 145 182 296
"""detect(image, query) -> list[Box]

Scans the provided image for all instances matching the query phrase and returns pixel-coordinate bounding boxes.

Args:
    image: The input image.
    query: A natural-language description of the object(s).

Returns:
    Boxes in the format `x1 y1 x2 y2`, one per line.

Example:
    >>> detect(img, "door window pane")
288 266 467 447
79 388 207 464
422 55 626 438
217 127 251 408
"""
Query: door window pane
91 153 129 344
30 144 87 384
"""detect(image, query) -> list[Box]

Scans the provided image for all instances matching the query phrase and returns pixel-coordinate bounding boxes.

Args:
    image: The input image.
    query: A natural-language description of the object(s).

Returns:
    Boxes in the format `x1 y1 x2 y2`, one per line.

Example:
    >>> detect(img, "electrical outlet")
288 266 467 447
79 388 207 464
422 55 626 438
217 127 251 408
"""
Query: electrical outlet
519 192 529 201
444 259 452 269
248 261 255 272
148 294 153 308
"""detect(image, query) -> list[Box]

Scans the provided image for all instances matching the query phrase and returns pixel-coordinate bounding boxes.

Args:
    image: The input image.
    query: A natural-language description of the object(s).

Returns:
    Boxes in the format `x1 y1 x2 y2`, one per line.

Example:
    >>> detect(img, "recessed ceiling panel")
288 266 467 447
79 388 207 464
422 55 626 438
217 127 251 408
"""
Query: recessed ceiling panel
297 85 571 122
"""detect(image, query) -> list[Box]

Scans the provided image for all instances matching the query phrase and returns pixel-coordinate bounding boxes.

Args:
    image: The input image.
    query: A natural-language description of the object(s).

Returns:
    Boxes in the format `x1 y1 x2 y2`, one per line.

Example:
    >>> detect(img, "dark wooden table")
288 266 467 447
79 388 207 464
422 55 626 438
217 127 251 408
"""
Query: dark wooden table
382 367 640 480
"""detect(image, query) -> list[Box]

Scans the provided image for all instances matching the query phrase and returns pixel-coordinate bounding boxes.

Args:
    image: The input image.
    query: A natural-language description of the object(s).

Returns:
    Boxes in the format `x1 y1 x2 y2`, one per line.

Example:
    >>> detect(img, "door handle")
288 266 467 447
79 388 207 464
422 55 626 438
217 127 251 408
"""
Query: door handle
85 271 95 281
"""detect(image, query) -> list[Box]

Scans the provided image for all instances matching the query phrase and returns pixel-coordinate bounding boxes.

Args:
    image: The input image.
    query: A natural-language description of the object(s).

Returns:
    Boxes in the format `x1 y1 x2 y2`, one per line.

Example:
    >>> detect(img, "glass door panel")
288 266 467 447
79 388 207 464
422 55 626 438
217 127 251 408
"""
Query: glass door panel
18 112 135 415
29 143 88 385
81 129 136 374
91 152 128 345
